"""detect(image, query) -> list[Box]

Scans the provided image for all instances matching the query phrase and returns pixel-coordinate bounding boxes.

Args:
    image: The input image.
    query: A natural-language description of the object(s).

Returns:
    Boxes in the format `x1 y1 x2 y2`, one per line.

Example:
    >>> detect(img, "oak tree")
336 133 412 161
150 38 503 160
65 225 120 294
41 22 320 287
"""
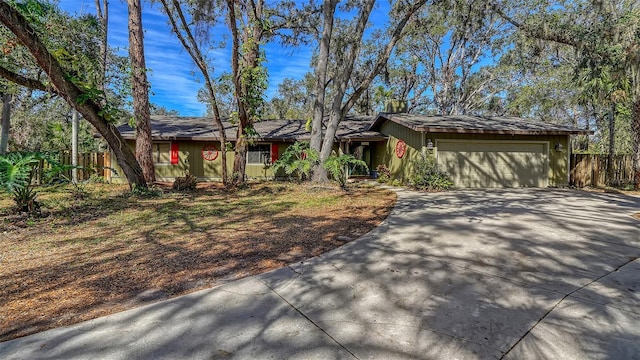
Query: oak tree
0 0 147 188
309 0 428 181
491 0 640 188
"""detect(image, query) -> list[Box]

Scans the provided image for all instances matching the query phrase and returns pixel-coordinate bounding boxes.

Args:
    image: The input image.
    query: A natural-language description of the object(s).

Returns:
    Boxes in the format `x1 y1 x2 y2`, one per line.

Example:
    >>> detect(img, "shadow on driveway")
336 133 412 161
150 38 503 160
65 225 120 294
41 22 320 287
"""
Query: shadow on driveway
2 188 639 359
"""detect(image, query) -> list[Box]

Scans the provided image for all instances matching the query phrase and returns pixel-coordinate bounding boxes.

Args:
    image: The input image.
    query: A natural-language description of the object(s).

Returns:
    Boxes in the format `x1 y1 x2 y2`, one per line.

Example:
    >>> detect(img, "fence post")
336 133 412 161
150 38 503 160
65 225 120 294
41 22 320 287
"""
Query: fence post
105 152 111 182
591 155 597 187
569 153 634 188
72 109 79 184
570 154 576 186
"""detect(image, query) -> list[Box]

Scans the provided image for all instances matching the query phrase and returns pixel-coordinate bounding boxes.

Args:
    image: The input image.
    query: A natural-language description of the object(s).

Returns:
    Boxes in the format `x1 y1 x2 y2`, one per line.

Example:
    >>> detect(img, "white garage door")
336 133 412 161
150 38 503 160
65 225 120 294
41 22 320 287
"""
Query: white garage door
437 141 548 188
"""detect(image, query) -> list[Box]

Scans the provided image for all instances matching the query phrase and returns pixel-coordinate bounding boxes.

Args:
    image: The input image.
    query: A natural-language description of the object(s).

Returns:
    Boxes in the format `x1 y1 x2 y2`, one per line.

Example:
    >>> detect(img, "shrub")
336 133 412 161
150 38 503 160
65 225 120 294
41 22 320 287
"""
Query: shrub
130 183 163 197
172 173 198 191
13 185 40 214
376 164 391 183
0 152 68 215
409 154 453 191
272 141 319 182
323 154 368 189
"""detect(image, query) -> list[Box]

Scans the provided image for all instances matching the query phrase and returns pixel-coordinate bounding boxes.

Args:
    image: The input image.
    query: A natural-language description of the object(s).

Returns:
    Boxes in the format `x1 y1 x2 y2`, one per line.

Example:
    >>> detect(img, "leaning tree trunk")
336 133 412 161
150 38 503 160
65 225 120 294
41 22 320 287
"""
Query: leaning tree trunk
0 0 147 188
127 0 155 183
157 0 230 186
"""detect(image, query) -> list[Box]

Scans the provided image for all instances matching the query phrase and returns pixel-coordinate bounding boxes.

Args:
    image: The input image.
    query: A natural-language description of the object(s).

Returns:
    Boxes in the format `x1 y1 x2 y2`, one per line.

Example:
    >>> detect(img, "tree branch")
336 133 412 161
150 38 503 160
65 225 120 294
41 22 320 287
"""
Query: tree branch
489 1 578 47
0 65 57 94
343 0 428 113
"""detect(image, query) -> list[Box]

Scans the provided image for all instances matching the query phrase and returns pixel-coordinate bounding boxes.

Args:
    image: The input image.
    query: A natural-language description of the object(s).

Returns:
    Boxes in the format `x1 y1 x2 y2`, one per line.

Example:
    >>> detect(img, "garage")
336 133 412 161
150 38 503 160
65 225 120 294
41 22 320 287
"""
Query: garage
369 113 592 188
437 140 548 188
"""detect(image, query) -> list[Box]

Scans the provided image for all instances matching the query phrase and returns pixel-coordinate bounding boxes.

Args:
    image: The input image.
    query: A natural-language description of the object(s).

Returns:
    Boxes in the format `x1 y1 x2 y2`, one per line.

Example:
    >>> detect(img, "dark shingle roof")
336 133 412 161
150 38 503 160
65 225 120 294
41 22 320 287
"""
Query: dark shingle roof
115 113 592 141
370 113 593 135
116 115 388 142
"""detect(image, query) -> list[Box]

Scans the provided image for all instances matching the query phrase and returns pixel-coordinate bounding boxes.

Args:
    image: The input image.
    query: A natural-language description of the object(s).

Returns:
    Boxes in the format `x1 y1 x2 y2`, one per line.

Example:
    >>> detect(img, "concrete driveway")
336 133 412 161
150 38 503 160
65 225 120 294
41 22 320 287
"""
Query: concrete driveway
2 188 640 359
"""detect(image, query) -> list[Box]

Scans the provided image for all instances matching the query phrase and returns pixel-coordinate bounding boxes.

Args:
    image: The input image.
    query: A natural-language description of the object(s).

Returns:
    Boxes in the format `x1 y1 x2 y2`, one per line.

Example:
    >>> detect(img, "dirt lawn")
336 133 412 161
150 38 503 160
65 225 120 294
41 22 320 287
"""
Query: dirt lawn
0 182 396 342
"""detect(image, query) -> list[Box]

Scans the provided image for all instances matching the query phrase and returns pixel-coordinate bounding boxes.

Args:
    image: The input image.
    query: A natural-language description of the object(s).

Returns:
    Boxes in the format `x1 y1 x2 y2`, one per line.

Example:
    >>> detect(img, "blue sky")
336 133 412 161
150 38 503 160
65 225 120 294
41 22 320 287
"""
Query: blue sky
59 0 313 116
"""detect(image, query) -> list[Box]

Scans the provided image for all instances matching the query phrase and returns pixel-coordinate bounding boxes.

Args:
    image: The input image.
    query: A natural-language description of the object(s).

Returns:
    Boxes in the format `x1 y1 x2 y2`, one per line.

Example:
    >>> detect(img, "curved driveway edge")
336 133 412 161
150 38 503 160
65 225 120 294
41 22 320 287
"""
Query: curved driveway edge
2 188 640 359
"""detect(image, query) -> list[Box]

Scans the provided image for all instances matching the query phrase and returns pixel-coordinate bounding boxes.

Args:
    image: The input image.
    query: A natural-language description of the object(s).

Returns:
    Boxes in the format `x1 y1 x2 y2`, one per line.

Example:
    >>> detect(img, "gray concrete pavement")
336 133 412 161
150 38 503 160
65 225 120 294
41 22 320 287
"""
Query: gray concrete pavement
2 188 640 359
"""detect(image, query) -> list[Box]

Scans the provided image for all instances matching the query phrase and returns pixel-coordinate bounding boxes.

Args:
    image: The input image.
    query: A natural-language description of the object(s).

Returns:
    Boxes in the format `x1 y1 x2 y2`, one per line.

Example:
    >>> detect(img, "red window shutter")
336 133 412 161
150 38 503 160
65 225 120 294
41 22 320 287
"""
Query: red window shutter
271 143 278 163
170 142 179 165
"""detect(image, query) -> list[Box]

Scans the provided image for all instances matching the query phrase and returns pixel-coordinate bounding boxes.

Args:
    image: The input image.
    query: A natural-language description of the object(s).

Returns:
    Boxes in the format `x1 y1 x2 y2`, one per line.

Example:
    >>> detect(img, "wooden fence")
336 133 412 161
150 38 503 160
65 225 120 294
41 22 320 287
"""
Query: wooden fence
30 151 634 187
570 154 634 188
35 152 112 184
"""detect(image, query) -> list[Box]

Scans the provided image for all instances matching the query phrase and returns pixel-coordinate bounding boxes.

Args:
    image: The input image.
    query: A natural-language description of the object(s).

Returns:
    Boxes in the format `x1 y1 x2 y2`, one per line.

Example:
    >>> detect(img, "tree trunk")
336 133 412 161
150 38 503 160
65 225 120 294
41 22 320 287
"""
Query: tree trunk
214 111 228 186
632 97 640 190
0 0 147 189
312 0 374 182
232 136 248 184
158 0 229 186
127 0 155 183
0 92 11 154
227 0 265 187
320 110 342 161
310 0 427 183
606 103 615 186
95 0 108 91
310 0 338 153
310 0 338 182
315 70 351 182
227 0 245 187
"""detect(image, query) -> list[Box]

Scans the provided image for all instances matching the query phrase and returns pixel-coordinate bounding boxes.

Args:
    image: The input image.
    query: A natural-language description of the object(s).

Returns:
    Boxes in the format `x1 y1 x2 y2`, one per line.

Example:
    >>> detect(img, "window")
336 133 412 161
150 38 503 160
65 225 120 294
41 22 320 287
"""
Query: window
247 144 271 164
154 142 171 164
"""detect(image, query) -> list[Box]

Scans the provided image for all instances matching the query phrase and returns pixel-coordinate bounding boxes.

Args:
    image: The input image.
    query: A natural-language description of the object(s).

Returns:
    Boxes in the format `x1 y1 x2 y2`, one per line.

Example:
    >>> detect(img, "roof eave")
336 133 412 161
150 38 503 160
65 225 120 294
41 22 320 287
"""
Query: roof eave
369 113 392 131
337 135 389 141
415 127 594 136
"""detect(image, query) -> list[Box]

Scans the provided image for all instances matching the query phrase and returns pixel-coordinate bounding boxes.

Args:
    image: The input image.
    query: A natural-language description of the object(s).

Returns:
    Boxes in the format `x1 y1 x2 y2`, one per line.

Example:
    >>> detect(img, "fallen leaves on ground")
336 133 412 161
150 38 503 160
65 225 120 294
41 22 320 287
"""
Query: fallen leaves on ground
0 181 396 342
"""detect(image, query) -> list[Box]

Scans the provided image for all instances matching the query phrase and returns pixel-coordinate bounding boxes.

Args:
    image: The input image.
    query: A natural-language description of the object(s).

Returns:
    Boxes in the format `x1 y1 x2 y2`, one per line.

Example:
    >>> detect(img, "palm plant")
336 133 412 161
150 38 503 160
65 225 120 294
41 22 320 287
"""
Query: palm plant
272 142 320 182
0 152 43 214
323 154 368 189
0 152 70 214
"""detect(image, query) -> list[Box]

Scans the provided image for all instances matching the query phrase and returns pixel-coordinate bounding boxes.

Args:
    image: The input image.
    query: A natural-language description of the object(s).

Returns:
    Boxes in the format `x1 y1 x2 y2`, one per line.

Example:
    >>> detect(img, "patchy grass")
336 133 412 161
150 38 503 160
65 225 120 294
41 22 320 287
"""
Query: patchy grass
0 181 396 342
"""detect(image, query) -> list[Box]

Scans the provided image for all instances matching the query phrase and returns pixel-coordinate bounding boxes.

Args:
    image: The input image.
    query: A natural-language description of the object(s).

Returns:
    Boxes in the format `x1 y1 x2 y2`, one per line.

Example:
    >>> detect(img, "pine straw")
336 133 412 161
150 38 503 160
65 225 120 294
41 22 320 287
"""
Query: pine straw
0 181 396 342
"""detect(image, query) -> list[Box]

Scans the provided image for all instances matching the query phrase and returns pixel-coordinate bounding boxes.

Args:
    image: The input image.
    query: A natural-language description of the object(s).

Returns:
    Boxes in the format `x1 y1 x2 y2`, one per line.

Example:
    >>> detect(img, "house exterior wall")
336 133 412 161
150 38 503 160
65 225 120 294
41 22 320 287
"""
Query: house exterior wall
107 121 571 188
373 121 424 183
430 133 569 187
109 140 291 183
373 120 571 187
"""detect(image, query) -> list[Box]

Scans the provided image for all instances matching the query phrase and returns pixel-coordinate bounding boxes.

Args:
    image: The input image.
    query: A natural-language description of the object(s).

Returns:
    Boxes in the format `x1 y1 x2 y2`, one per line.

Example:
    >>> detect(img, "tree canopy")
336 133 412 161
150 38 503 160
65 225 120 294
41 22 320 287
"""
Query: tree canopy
1 0 639 187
